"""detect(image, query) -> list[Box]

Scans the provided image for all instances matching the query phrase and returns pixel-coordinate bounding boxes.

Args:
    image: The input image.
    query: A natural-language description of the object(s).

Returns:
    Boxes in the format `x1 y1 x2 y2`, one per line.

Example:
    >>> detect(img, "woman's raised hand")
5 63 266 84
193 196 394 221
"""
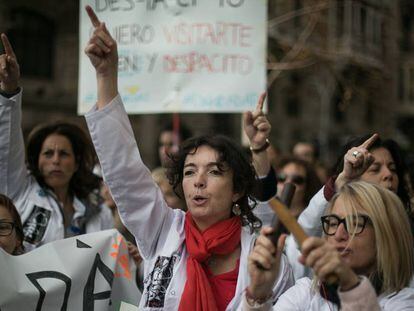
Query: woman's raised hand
243 93 270 150
335 134 378 190
300 237 359 291
247 227 286 302
84 5 118 107
0 34 20 94
243 93 271 176
84 5 117 76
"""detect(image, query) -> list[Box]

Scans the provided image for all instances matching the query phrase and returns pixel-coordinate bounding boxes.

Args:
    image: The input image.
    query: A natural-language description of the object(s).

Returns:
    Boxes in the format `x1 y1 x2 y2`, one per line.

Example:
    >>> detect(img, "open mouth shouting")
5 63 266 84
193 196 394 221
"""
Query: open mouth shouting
192 195 208 206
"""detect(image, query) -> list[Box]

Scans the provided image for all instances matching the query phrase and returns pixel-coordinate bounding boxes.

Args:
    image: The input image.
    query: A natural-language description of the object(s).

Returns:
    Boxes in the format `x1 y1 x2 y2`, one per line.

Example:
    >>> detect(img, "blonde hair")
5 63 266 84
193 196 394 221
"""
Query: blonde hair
328 181 414 294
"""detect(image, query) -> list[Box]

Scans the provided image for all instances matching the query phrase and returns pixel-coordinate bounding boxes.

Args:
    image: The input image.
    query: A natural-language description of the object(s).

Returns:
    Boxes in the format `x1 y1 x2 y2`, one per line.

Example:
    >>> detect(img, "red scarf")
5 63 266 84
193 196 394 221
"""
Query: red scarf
178 212 242 311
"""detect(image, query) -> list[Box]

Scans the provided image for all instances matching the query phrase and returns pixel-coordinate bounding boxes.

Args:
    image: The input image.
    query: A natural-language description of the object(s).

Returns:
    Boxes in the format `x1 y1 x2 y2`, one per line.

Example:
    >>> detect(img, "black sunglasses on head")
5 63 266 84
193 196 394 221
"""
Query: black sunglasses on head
277 173 306 185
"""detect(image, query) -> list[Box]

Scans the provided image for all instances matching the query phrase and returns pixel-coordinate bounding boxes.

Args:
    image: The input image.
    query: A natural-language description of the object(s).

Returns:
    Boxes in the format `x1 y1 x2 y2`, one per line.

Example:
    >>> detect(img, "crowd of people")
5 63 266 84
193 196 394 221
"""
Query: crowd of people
0 5 414 311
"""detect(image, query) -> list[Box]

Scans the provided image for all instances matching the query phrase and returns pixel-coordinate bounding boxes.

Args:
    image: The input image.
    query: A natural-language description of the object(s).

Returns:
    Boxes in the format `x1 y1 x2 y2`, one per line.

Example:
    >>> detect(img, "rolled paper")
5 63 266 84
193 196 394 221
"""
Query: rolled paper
268 198 307 245
268 183 296 245
268 197 338 285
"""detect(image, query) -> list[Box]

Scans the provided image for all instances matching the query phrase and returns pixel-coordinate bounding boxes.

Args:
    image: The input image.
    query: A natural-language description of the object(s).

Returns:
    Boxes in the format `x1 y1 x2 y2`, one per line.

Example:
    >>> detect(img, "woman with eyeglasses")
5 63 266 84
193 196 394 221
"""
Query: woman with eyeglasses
298 133 414 244
0 194 24 255
242 181 414 310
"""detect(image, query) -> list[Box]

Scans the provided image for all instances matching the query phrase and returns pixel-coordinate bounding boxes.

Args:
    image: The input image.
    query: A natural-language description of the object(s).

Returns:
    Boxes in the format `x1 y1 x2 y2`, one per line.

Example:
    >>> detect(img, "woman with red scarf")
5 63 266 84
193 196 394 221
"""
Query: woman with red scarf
83 6 294 310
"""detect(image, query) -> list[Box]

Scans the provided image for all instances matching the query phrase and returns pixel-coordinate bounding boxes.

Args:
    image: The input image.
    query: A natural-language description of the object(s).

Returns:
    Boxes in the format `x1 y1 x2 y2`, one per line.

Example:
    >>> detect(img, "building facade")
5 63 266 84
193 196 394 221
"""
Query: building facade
0 0 412 168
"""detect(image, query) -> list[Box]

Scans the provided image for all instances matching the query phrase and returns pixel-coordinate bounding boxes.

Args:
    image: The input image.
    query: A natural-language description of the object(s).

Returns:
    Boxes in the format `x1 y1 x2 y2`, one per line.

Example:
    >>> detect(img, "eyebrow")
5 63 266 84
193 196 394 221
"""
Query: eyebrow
326 213 367 217
371 160 395 166
41 147 71 151
183 162 223 169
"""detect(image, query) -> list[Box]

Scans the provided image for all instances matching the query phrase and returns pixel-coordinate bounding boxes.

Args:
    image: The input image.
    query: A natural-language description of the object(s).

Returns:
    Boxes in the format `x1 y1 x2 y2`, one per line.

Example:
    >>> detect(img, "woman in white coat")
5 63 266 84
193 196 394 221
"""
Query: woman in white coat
243 181 414 310
83 6 293 311
0 34 113 251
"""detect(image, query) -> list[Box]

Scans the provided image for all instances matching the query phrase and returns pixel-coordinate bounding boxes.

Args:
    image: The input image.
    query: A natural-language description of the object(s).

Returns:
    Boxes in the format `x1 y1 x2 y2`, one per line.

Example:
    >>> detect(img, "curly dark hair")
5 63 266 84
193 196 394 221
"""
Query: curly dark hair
0 193 24 255
333 134 412 217
166 134 262 232
26 122 100 199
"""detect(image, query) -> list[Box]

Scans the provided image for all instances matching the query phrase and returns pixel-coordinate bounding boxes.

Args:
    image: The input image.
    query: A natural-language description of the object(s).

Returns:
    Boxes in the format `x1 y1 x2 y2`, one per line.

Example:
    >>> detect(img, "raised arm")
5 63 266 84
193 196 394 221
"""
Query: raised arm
0 33 28 199
83 6 176 259
0 34 19 93
243 94 278 226
243 93 271 177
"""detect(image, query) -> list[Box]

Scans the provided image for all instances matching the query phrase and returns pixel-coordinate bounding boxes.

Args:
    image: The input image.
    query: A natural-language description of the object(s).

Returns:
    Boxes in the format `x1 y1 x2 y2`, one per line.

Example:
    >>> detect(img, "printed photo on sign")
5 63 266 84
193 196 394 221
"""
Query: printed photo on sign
22 205 51 244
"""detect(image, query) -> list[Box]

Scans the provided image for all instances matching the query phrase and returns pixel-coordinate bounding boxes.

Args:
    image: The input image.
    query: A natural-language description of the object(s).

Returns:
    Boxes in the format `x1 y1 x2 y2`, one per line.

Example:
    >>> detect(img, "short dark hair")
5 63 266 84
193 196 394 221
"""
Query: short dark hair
166 134 261 231
333 134 412 215
159 120 192 143
0 193 24 255
26 121 100 199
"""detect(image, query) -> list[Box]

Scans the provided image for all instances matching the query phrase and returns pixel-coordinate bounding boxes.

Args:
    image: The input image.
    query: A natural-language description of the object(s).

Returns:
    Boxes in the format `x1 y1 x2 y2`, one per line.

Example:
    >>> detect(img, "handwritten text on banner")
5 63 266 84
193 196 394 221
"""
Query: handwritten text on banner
78 0 267 114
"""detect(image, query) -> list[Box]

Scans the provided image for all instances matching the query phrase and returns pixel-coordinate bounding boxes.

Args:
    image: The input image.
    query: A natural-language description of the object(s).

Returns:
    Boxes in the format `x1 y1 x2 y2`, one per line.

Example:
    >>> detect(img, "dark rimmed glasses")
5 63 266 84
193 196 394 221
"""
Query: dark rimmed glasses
0 221 16 236
321 214 371 236
276 173 306 185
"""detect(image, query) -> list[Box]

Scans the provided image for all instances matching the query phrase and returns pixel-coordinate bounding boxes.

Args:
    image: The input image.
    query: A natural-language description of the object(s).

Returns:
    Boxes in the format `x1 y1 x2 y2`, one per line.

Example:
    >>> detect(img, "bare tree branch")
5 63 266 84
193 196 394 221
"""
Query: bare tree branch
268 1 329 28
267 2 324 88
267 58 316 70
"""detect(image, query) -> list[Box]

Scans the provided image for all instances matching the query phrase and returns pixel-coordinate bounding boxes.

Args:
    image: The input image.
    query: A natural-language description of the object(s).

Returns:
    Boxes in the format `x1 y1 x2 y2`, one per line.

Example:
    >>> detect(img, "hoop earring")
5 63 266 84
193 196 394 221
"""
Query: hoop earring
232 203 241 216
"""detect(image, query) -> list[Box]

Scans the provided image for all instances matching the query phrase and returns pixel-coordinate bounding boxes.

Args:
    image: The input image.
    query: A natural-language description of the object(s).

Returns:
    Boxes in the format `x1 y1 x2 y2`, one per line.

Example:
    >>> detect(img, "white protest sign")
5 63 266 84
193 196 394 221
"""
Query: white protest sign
78 0 267 114
0 230 140 311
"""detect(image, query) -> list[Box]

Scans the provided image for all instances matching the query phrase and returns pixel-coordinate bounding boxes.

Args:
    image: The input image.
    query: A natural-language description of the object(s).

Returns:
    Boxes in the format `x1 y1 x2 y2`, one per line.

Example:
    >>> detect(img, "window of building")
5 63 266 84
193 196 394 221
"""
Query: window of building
331 86 345 123
335 1 345 38
364 101 373 126
285 74 301 117
352 2 361 38
359 5 367 40
348 1 383 52
398 67 404 101
293 0 302 29
409 67 414 103
372 14 382 47
401 63 414 105
7 9 55 79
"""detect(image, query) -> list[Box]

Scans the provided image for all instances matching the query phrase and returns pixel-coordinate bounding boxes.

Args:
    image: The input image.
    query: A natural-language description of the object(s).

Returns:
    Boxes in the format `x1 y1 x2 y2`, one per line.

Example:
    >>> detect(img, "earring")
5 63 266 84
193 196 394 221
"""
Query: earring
232 203 241 216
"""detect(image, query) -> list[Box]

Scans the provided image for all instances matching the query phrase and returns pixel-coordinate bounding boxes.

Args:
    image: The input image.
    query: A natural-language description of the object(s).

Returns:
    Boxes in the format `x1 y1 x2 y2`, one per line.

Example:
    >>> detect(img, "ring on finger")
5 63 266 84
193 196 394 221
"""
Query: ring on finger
352 151 360 158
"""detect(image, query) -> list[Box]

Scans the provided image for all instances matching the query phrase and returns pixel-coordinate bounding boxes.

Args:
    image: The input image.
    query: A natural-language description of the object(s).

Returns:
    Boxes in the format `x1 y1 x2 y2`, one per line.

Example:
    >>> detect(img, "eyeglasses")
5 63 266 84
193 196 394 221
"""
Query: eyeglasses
0 221 15 236
277 173 306 185
321 214 371 236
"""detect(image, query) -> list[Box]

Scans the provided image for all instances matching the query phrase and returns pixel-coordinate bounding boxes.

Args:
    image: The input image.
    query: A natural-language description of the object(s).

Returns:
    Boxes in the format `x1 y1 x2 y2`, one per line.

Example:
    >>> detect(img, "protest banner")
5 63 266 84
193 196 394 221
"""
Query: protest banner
78 0 267 114
0 230 141 311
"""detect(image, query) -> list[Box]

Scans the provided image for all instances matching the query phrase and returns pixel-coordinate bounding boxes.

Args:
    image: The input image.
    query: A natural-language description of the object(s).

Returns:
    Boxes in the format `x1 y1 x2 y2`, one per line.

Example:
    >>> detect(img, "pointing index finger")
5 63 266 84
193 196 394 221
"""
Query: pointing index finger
1 33 15 57
85 5 101 28
252 92 266 119
255 92 266 113
360 133 379 149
